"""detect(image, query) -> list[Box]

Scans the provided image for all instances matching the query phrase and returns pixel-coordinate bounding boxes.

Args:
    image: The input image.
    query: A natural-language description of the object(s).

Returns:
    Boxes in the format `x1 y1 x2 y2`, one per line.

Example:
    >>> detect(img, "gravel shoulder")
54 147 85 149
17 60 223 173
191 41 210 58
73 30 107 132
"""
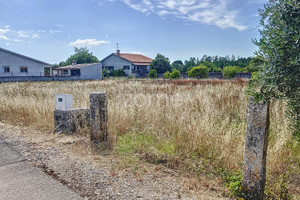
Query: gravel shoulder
0 122 230 200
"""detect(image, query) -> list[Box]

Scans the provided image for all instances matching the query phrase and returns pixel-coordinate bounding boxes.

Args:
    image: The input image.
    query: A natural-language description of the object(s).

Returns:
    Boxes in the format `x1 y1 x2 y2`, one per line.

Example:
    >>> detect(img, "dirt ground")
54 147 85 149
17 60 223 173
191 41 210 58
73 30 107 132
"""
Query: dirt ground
0 122 230 200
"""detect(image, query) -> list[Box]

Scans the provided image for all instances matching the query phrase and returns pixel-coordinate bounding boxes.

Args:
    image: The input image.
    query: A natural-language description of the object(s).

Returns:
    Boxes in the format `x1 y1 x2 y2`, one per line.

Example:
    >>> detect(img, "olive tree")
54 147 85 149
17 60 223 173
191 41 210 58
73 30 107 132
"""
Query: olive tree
249 0 300 138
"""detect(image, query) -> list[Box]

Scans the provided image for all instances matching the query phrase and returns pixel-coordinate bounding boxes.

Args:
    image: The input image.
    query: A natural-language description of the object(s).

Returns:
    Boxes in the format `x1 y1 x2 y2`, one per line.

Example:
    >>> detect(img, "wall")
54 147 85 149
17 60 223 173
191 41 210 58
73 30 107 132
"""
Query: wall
0 49 52 77
80 63 102 80
0 76 83 82
155 72 251 79
102 54 132 76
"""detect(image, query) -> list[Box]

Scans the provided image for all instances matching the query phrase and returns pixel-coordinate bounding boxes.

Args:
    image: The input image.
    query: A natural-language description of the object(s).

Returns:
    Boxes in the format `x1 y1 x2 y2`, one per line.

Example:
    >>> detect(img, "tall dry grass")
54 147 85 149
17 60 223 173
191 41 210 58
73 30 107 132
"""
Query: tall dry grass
0 79 298 189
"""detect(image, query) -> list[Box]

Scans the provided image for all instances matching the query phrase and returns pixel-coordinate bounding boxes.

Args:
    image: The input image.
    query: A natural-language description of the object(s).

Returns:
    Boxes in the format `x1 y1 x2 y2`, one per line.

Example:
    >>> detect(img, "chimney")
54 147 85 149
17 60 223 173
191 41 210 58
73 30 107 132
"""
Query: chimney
72 60 77 66
117 49 120 55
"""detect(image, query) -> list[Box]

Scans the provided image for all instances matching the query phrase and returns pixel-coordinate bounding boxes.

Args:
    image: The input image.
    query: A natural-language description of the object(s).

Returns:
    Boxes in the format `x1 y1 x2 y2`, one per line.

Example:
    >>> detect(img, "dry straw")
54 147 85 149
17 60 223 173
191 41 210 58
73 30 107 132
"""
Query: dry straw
0 79 298 177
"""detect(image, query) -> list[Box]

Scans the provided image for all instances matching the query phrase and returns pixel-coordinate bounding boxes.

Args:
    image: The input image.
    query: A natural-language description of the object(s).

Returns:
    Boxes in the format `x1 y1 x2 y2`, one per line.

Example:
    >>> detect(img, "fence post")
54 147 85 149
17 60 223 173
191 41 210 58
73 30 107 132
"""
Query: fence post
241 97 270 200
89 92 108 145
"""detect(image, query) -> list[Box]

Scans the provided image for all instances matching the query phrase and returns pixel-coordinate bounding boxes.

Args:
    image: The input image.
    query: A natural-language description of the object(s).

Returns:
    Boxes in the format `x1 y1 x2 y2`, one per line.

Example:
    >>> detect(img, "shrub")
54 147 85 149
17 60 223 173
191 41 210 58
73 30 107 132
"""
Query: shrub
163 71 171 79
188 66 208 79
109 69 126 77
170 70 180 79
102 69 108 77
148 69 157 79
223 66 238 79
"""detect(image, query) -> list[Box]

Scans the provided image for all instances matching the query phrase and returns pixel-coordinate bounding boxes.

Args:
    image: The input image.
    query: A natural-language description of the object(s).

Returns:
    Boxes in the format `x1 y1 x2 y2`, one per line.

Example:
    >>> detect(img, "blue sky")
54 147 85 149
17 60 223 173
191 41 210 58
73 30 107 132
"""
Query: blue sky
0 0 266 64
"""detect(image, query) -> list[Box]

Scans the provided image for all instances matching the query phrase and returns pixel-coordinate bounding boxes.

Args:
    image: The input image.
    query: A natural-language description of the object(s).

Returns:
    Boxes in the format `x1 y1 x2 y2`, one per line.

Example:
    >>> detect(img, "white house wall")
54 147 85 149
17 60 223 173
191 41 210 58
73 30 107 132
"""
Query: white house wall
0 49 52 77
101 54 132 76
80 63 102 80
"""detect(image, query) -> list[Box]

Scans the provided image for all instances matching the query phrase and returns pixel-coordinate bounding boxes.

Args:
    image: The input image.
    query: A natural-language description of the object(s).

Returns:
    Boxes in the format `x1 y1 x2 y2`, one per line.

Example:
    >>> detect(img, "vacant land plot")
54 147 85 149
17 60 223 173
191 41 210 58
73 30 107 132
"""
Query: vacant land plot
0 79 298 198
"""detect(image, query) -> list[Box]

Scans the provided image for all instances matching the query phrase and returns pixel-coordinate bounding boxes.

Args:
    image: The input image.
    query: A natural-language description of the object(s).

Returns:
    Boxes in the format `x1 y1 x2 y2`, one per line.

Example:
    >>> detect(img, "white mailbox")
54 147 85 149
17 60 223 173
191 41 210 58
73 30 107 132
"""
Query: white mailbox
55 94 73 111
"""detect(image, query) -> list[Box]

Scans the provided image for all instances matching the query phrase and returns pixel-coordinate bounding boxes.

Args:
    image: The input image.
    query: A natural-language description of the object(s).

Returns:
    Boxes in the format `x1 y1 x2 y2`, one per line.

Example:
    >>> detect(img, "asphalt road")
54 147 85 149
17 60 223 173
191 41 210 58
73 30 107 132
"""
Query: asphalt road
0 142 83 200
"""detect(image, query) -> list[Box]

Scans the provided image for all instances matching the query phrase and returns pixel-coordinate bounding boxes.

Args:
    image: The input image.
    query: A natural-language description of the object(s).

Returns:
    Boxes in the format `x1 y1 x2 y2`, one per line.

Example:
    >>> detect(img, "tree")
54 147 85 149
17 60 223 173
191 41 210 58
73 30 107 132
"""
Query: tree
148 69 158 79
171 60 184 72
150 54 172 73
249 0 300 137
188 66 208 79
223 66 238 79
184 57 197 71
62 47 99 66
170 70 180 79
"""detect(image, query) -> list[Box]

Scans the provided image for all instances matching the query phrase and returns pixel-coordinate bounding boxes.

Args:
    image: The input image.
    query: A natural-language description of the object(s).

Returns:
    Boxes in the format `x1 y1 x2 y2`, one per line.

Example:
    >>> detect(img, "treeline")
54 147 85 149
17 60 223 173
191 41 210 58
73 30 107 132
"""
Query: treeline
149 53 259 79
171 55 255 73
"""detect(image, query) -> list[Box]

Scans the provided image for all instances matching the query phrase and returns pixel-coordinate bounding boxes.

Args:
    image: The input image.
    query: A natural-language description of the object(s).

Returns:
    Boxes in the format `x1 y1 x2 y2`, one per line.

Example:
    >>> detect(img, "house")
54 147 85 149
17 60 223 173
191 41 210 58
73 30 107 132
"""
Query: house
101 50 152 77
0 47 52 77
54 61 102 80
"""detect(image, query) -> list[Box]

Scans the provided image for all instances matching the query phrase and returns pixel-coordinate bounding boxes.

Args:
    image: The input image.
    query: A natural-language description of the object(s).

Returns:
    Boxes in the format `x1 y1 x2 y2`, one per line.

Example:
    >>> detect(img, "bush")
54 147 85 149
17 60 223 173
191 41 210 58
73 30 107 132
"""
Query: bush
188 66 208 79
170 70 180 79
148 69 157 79
223 66 238 79
102 69 108 77
109 69 126 77
163 71 171 79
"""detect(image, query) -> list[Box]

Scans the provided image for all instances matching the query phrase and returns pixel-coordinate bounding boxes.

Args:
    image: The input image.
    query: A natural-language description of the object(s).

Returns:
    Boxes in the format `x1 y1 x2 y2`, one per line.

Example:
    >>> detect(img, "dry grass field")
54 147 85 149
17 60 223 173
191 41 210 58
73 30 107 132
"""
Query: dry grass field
0 79 299 198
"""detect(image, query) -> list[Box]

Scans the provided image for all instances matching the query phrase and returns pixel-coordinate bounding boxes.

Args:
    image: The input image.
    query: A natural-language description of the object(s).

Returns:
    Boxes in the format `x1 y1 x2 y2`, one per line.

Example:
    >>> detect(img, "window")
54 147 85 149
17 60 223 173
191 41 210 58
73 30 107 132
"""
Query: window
20 67 28 73
44 67 50 76
3 66 10 73
71 69 80 76
123 66 130 70
63 70 68 75
106 66 114 71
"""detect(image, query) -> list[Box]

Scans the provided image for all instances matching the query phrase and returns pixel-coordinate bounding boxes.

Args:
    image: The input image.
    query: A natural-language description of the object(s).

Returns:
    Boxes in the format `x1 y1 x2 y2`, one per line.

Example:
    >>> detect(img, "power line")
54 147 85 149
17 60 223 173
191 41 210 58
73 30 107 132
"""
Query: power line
0 2 69 45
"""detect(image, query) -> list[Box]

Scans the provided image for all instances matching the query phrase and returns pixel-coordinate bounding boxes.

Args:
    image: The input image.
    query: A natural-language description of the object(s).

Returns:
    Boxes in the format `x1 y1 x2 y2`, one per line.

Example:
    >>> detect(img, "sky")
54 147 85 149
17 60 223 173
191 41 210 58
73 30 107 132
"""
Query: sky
0 0 267 64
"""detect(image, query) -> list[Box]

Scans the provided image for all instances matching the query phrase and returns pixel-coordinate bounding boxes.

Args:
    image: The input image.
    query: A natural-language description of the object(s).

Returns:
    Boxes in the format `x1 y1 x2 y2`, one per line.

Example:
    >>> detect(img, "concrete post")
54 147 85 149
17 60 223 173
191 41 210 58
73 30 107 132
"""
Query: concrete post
89 92 108 144
242 97 270 200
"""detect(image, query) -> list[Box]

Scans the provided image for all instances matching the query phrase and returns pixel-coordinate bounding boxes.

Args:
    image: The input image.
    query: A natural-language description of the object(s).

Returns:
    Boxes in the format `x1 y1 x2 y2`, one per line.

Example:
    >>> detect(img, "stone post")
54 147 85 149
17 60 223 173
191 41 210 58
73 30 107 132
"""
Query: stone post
242 97 270 200
89 92 108 144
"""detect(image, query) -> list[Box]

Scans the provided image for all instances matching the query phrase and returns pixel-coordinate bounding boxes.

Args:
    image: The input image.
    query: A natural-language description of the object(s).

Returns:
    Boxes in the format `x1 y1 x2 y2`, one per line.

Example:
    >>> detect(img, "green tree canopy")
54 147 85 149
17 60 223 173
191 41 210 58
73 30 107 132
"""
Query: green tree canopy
171 60 185 72
188 66 209 79
61 47 99 66
150 54 172 73
250 0 300 137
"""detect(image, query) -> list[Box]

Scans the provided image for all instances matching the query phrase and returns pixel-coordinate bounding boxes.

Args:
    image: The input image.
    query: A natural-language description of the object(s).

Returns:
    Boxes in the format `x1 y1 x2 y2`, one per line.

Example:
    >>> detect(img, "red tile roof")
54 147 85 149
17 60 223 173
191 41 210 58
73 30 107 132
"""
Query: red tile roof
114 53 152 64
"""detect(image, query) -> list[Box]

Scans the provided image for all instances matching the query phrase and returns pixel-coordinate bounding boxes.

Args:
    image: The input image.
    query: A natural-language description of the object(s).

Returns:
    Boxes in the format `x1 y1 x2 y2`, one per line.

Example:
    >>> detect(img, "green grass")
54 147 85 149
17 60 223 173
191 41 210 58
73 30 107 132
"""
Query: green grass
115 132 176 164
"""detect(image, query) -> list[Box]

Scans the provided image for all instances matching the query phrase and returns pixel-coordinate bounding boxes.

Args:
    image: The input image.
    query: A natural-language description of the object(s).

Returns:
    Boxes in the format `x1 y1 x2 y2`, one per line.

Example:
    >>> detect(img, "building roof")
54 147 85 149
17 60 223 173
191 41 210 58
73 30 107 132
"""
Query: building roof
0 47 52 66
114 53 152 64
101 52 152 65
55 63 99 70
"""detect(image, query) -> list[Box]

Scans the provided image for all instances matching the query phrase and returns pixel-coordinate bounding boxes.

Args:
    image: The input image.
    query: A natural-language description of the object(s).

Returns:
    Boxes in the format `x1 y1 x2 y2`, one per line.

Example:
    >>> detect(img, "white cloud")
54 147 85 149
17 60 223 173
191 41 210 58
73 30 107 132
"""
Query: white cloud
105 0 247 31
69 39 110 47
121 0 154 14
127 51 144 54
0 26 42 43
16 31 30 38
0 27 11 40
32 33 39 39
49 30 62 34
